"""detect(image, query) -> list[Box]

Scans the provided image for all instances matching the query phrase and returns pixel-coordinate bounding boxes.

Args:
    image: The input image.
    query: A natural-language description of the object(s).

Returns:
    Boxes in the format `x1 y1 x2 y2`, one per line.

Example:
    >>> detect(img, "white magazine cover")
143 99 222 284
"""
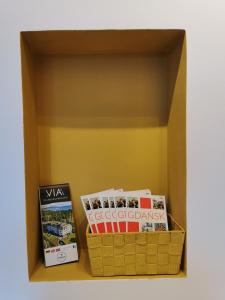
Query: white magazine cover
112 189 151 233
98 189 124 233
126 195 168 232
101 196 113 233
81 189 124 233
122 189 151 232
151 195 168 231
81 189 114 233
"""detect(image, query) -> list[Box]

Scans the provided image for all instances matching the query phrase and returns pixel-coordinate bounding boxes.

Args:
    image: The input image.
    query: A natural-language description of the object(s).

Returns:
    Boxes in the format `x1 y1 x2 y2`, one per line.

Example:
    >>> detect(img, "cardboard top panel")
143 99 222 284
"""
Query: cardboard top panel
21 29 185 55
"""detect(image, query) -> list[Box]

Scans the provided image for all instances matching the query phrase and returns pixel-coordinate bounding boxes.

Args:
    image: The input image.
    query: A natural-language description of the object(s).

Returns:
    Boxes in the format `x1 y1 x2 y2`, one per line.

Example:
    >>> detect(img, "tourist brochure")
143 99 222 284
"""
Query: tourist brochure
39 183 78 267
81 189 122 234
81 188 168 233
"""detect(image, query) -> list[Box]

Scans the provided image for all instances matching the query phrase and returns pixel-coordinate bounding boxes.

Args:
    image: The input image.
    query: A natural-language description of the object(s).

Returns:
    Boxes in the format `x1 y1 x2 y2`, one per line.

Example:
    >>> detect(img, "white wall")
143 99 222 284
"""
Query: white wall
0 0 225 299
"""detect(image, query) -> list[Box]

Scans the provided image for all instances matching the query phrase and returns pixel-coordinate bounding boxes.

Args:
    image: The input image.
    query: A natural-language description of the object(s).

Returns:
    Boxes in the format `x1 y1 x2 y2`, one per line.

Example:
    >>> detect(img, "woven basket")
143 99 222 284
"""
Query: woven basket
86 214 185 276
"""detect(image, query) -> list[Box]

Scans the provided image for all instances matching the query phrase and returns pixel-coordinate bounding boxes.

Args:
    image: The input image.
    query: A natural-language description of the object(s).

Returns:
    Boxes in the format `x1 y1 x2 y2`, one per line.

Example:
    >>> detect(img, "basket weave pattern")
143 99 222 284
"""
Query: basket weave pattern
86 215 185 276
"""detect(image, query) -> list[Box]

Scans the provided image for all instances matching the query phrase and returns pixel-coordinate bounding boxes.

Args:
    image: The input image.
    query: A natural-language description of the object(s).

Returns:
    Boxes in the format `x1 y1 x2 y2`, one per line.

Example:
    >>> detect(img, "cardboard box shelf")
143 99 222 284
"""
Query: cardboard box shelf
21 29 186 282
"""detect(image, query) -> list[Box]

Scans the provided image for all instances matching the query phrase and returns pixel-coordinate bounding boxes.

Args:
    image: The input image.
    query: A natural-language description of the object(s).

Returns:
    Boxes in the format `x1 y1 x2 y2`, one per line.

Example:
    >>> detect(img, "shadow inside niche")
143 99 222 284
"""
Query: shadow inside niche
35 54 171 129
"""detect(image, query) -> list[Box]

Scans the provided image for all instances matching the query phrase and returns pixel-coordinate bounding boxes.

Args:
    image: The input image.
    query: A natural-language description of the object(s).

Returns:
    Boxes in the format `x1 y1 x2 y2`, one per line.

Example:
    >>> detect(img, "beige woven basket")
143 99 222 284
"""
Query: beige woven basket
86 214 185 276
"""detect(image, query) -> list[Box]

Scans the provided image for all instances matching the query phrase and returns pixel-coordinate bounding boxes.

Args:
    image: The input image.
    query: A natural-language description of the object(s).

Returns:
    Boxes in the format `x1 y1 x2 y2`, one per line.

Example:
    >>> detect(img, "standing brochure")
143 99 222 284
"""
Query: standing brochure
81 189 115 234
124 189 151 232
106 189 151 233
39 183 78 267
126 195 168 232
99 189 125 233
101 196 113 233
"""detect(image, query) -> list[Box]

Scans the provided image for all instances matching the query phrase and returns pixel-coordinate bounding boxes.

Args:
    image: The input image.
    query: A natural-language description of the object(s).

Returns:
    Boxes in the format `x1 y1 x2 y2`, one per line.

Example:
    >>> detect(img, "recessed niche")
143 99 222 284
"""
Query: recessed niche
21 29 186 281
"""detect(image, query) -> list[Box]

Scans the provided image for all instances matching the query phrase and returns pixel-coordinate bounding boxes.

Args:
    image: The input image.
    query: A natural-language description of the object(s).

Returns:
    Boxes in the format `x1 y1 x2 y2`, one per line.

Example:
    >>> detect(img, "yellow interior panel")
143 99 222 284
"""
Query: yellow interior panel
21 29 186 281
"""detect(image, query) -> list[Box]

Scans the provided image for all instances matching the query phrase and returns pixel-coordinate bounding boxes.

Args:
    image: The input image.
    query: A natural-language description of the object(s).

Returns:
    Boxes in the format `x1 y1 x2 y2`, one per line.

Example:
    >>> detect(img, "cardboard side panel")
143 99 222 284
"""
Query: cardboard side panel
167 38 186 270
21 35 40 278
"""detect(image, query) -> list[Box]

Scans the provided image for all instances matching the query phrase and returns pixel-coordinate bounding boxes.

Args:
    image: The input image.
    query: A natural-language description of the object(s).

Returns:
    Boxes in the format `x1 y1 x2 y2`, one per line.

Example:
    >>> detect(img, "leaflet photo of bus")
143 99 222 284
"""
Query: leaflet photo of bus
41 202 77 249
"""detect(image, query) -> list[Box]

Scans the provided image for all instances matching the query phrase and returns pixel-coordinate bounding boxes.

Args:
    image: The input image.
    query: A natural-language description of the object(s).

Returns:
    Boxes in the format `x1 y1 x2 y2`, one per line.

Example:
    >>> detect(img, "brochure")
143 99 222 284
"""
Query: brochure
81 188 169 233
39 183 78 267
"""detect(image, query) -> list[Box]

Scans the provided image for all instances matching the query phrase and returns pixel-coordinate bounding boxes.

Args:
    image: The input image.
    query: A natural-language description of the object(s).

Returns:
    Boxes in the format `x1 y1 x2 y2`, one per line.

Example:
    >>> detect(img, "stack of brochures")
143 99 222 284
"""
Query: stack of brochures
81 188 168 234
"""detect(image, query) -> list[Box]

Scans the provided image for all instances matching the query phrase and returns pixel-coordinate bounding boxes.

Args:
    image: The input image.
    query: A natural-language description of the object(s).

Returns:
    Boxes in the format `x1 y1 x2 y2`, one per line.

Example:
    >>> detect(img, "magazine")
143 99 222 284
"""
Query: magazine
126 195 168 232
81 189 115 233
81 188 168 233
103 189 151 233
